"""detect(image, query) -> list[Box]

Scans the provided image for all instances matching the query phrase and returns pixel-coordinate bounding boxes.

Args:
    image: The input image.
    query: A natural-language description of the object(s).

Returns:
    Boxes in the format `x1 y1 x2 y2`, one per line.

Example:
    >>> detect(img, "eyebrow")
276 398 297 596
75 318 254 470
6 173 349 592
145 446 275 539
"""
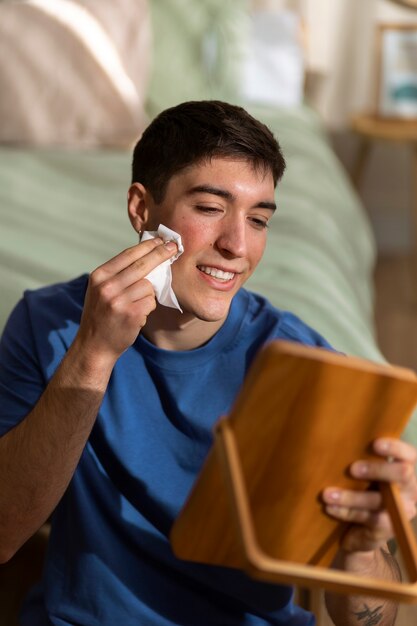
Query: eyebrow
186 184 277 212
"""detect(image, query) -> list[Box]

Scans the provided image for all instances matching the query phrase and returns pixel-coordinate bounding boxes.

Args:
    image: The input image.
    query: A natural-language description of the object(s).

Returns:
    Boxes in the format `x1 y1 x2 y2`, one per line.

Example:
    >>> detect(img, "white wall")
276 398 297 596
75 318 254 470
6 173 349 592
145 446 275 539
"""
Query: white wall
252 0 417 253
253 0 417 129
305 0 417 128
306 0 416 253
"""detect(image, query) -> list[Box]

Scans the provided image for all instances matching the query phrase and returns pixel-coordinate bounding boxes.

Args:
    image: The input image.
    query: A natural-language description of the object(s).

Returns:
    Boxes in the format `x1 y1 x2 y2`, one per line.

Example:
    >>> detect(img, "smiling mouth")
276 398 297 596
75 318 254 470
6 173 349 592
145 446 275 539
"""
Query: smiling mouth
198 265 235 282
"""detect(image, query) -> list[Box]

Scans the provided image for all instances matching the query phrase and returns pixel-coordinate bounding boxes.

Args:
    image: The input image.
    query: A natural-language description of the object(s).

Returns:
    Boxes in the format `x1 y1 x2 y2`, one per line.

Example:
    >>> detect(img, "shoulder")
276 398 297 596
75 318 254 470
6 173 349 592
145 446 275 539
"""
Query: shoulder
4 274 87 329
2 274 88 365
24 274 88 309
21 274 88 327
278 310 334 349
239 289 333 350
0 276 89 433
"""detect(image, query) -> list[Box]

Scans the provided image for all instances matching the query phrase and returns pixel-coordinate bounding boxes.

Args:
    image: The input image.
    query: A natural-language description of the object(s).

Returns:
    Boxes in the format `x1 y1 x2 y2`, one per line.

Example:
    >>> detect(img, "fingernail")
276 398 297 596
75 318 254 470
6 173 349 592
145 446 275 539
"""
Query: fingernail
164 241 177 251
353 462 369 477
327 490 341 502
376 439 390 453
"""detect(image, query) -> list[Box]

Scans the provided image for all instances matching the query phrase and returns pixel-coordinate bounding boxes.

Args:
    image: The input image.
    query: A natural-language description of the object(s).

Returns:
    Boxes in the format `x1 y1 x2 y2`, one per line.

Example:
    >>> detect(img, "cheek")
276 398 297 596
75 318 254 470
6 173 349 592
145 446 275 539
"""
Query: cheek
170 221 212 278
172 216 211 249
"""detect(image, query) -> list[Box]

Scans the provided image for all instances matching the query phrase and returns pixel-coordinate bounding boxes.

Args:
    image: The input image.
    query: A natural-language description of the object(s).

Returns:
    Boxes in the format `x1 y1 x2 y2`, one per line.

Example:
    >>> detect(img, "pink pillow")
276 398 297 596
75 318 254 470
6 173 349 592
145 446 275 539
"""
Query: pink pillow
0 0 151 147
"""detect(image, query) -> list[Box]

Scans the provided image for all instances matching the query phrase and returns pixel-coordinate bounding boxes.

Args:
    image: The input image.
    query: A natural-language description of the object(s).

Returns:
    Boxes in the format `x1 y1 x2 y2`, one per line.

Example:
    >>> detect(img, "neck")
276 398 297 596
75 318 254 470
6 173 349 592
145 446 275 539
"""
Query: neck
141 306 225 351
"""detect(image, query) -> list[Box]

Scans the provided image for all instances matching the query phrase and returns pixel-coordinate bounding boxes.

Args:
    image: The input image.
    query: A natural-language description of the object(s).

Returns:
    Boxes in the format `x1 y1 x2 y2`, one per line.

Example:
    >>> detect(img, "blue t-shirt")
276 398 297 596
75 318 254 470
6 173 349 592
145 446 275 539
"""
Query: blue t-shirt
0 275 332 626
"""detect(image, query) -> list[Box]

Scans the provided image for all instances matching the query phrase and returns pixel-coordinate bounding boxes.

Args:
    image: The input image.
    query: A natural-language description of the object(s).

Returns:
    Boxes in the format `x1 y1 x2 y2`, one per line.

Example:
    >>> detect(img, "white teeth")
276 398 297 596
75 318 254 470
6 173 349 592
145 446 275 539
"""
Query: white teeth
198 265 235 281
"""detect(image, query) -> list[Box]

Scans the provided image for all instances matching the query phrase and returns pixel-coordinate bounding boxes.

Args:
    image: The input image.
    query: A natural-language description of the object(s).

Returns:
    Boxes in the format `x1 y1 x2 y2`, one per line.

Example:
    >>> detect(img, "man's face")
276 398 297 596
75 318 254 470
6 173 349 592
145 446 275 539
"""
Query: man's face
136 157 276 324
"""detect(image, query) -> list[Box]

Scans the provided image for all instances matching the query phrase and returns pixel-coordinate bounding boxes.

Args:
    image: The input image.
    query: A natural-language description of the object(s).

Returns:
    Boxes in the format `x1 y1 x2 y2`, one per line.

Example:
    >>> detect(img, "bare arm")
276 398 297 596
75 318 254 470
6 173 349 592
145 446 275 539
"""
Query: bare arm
0 339 112 562
323 438 417 626
325 546 400 626
0 238 177 562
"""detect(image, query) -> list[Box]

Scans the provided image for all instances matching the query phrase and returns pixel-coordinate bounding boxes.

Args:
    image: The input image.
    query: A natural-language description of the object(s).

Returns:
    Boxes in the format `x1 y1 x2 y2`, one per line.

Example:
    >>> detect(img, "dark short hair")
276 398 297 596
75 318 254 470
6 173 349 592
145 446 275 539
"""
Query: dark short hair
131 100 286 203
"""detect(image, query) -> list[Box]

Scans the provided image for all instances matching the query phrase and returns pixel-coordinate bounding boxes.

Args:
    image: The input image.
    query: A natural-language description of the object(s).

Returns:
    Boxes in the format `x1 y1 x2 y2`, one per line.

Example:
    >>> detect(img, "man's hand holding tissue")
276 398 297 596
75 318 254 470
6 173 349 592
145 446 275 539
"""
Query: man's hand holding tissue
77 237 178 365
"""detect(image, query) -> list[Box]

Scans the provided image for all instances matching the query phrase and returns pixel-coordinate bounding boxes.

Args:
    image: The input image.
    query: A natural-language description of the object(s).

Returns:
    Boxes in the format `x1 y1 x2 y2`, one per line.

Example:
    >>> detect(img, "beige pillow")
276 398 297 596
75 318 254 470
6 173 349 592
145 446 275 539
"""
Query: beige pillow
0 0 151 147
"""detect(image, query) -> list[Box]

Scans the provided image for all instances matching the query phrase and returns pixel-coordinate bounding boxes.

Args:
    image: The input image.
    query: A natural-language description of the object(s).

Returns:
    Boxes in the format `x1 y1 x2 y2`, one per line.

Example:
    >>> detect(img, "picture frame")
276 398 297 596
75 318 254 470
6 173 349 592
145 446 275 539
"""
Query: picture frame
376 23 417 119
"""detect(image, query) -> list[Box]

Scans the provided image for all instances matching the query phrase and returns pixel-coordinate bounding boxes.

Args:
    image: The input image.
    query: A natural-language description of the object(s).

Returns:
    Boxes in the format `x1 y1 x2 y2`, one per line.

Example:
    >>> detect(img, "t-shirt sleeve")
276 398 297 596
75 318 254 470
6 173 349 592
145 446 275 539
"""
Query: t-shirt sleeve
279 311 335 351
0 298 46 436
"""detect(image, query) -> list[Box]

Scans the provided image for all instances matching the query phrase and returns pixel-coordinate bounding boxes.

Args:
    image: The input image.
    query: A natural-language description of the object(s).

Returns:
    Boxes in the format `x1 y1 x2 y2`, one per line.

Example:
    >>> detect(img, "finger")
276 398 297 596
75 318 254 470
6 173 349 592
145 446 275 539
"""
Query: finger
350 458 415 485
125 294 158 328
118 240 178 289
323 486 417 521
324 503 385 526
324 493 399 552
101 285 157 327
134 239 178 270
103 295 158 334
92 238 164 284
322 487 383 511
105 278 156 310
93 240 178 294
373 437 417 464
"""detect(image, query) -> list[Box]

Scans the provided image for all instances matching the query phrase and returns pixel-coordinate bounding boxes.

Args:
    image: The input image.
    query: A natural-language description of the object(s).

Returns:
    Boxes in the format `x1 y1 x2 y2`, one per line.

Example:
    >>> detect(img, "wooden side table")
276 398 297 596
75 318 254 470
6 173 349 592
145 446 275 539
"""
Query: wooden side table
351 113 417 261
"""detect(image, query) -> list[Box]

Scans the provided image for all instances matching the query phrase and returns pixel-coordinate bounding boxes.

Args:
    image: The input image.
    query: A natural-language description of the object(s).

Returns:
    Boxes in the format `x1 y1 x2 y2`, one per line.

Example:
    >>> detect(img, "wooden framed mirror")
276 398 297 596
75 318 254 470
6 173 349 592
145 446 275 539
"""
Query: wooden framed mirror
171 341 417 602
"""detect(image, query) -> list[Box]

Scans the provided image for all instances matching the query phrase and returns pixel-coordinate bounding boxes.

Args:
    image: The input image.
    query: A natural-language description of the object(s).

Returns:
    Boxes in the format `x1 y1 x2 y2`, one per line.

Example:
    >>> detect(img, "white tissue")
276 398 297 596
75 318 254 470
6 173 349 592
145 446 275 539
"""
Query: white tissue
140 224 184 312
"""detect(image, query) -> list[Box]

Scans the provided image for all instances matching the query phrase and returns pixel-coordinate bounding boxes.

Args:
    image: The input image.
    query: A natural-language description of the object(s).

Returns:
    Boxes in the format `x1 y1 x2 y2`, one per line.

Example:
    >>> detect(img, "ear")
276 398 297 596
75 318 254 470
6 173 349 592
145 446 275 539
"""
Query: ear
127 183 151 233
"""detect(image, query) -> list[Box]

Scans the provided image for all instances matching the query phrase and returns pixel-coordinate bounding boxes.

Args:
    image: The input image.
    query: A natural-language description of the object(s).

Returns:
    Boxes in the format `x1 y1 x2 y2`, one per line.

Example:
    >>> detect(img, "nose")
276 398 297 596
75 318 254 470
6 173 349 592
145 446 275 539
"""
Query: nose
214 214 247 258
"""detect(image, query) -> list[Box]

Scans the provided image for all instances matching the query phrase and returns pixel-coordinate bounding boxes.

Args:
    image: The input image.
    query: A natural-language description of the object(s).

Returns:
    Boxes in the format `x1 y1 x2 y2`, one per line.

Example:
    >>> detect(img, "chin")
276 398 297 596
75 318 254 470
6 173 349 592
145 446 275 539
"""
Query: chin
195 312 229 323
180 299 232 323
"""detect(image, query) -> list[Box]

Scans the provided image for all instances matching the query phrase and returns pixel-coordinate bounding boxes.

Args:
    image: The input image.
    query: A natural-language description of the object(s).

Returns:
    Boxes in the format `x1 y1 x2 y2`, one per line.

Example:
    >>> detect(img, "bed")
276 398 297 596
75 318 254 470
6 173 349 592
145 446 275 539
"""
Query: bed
1 1 416 624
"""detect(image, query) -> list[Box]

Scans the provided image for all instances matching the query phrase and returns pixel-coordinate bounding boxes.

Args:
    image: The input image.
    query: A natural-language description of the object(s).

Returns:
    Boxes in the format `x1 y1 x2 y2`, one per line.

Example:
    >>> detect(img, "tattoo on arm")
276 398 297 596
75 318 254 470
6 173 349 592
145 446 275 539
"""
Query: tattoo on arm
353 604 383 625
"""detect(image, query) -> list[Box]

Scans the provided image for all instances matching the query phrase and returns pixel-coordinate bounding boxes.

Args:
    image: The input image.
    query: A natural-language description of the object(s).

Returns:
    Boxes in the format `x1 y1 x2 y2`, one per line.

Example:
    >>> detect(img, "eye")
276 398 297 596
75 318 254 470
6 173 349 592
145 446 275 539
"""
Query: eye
195 205 222 214
249 217 269 230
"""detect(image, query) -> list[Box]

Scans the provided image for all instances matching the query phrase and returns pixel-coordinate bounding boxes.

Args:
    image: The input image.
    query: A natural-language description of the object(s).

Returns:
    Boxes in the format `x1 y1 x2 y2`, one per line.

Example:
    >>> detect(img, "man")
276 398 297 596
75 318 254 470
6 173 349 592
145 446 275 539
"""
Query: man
0 100 416 626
